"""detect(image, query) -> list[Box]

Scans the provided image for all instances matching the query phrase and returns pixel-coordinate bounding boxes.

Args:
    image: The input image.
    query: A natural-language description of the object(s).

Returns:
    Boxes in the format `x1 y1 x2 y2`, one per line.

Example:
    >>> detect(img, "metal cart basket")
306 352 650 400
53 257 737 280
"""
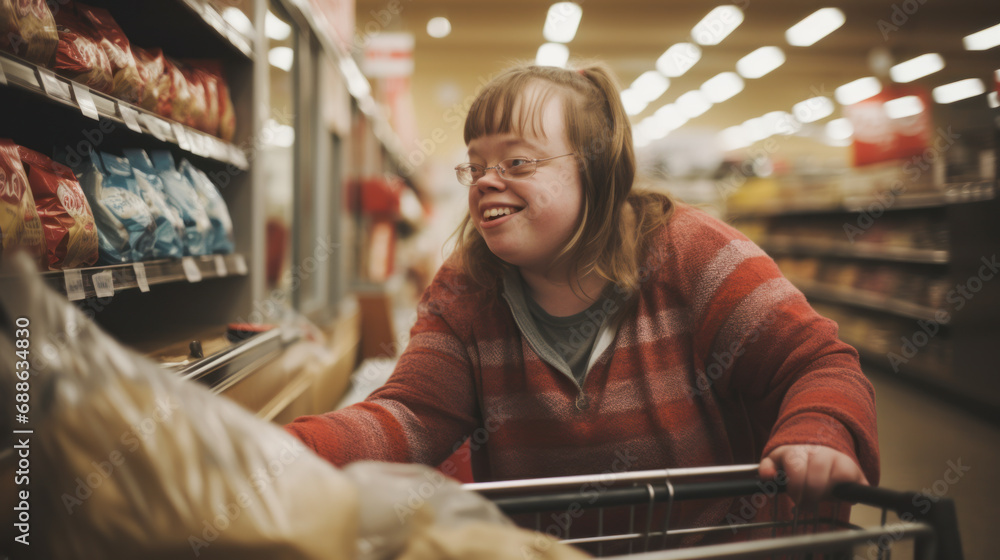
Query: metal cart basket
464 464 963 560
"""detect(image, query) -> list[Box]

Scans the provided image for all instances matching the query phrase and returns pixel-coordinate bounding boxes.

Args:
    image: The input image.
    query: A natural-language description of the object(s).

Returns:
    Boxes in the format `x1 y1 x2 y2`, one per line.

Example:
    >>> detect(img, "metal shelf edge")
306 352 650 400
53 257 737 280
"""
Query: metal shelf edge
793 280 948 324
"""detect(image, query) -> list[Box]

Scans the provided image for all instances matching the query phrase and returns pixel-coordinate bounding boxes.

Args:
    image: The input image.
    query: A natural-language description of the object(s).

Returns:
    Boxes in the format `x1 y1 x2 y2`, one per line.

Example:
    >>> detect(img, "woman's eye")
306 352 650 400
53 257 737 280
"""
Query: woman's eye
507 158 530 168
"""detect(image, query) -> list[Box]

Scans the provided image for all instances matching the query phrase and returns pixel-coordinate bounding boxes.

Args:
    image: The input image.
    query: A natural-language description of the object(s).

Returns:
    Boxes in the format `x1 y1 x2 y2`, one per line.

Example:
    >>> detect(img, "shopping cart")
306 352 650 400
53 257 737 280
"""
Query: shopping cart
464 464 963 559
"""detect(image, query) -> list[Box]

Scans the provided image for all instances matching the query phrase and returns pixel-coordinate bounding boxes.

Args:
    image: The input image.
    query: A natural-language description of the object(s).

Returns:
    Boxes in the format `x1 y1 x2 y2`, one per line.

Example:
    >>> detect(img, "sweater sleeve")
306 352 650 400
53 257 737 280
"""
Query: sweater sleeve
283 266 480 468
670 206 880 486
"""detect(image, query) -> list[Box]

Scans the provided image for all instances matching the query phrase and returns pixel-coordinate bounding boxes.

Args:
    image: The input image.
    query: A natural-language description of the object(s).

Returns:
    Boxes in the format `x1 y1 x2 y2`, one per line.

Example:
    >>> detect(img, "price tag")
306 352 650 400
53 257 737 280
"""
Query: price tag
37 68 70 100
172 122 192 151
182 256 203 283
0 60 7 86
214 254 228 277
141 114 169 141
92 270 115 298
63 269 85 301
233 254 248 275
230 146 249 169
70 82 100 120
132 262 150 292
118 103 143 133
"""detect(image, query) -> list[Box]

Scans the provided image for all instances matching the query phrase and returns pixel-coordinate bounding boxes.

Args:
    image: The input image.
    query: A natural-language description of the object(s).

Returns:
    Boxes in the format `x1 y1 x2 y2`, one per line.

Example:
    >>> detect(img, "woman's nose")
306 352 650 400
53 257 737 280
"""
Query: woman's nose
475 166 506 190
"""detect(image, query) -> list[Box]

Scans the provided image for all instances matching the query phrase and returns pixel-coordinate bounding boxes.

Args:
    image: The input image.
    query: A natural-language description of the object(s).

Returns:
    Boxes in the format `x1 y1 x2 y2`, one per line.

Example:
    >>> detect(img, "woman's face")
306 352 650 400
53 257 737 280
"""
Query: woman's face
466 90 583 277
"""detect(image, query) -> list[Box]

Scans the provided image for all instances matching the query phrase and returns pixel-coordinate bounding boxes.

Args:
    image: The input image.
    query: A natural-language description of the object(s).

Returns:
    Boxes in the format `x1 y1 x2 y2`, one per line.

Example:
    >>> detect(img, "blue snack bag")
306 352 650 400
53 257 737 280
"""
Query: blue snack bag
179 158 234 254
114 151 186 259
140 150 211 256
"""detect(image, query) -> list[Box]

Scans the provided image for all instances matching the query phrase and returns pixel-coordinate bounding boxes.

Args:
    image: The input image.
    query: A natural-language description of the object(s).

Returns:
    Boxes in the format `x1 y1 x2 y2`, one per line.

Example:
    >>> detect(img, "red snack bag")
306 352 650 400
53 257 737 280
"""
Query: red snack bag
53 6 114 94
0 0 58 65
181 63 220 134
0 139 45 267
133 46 169 113
17 146 98 269
180 65 208 131
162 56 193 125
188 60 235 141
75 3 142 104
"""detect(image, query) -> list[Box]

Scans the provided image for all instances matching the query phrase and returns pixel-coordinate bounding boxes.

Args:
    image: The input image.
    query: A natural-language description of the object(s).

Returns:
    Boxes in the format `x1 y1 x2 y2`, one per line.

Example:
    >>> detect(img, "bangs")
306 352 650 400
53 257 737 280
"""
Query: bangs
464 74 563 145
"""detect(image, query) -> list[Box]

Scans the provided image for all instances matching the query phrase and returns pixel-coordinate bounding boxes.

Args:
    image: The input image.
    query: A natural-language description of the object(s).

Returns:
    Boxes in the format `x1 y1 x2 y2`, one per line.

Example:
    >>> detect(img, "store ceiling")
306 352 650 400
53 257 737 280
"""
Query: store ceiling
352 0 1000 172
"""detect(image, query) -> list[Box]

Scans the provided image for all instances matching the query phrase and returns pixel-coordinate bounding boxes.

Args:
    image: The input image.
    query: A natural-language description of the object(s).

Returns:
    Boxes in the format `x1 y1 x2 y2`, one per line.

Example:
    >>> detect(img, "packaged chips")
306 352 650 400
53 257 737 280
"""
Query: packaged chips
0 0 58 65
0 139 45 266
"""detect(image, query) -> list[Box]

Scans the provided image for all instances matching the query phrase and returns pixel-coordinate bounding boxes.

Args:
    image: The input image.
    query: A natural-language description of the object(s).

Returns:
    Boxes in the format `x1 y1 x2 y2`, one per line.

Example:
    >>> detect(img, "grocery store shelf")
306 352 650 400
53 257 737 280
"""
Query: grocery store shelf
41 254 248 300
761 237 950 264
177 325 297 393
728 180 996 218
176 0 255 58
0 51 249 170
793 279 948 324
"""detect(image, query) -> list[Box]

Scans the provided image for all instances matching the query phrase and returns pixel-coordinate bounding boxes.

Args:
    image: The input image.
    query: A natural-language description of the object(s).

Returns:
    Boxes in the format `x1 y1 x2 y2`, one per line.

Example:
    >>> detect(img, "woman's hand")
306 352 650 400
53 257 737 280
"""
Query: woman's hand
759 444 868 507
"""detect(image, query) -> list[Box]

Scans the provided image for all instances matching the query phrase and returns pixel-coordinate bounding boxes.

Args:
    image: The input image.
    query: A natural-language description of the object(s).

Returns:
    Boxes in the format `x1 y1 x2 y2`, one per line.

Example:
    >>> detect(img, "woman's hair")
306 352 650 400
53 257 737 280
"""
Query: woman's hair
452 62 674 299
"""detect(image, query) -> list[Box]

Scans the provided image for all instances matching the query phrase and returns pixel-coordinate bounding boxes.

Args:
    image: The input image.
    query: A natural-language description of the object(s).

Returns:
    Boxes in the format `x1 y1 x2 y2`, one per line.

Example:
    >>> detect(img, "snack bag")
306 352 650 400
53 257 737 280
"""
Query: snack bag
53 6 114 94
75 3 142 104
163 56 194 125
188 59 236 141
180 65 208 131
130 149 211 256
0 0 58 65
70 150 155 264
17 146 98 269
0 139 45 265
133 46 170 113
101 152 184 259
179 158 233 254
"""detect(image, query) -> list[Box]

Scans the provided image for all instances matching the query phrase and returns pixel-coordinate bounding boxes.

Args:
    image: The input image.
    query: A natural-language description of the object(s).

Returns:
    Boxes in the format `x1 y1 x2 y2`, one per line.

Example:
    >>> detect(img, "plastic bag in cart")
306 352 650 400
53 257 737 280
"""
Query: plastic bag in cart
17 145 98 270
179 157 234 254
0 0 58 65
105 151 185 259
0 139 46 266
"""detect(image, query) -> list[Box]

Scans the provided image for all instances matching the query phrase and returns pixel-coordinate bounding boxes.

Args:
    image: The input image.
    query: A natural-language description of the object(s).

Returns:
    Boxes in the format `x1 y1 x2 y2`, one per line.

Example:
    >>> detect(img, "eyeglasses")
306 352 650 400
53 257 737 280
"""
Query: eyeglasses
454 153 575 187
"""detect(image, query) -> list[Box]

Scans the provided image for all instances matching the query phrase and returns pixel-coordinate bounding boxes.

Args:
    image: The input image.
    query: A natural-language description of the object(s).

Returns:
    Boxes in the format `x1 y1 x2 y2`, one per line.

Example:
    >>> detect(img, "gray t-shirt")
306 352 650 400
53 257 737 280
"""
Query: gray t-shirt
525 291 607 387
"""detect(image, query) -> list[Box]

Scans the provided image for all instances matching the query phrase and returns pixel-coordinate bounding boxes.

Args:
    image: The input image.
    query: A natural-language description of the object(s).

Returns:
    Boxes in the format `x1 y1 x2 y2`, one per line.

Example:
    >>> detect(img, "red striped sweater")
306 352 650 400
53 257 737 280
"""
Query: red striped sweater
286 203 879 529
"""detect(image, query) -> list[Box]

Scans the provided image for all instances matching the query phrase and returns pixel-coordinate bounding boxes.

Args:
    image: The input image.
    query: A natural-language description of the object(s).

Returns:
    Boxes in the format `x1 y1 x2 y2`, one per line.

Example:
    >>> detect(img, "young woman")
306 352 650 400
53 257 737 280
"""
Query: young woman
286 62 878 539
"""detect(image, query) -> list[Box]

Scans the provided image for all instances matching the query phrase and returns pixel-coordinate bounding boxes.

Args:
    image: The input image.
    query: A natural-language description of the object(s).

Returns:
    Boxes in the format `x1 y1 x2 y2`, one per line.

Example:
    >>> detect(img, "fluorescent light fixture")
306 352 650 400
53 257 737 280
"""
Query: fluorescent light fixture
655 43 702 77
221 7 253 36
637 118 670 141
890 53 944 83
884 95 924 119
736 46 785 79
536 42 570 68
988 91 998 109
427 17 451 38
826 118 853 141
675 90 712 118
652 103 688 130
543 2 583 43
339 57 371 98
764 110 801 135
792 96 835 123
785 8 845 47
630 71 670 103
932 78 986 104
719 125 752 150
268 47 294 71
621 89 649 116
700 72 744 103
835 77 882 105
963 22 1000 51
265 11 291 41
691 5 744 46
741 117 769 142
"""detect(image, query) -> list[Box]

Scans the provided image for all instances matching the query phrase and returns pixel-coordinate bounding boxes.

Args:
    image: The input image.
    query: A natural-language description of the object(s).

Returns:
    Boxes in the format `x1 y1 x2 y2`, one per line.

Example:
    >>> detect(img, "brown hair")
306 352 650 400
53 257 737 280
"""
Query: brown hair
452 62 674 299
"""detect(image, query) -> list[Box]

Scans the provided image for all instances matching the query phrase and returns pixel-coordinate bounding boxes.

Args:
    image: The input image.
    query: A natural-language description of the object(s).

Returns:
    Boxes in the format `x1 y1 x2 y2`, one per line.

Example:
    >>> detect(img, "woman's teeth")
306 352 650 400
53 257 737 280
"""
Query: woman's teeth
484 207 517 221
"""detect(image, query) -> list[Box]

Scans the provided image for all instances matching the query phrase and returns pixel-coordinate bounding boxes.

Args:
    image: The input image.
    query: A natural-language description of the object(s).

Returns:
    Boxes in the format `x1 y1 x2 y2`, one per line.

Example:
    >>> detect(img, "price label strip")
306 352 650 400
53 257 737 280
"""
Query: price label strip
92 270 115 298
0 59 7 86
182 257 203 283
63 269 85 301
71 82 100 120
132 263 150 292
172 122 192 152
214 255 228 277
37 68 71 101
233 254 248 275
118 103 143 133
140 114 169 141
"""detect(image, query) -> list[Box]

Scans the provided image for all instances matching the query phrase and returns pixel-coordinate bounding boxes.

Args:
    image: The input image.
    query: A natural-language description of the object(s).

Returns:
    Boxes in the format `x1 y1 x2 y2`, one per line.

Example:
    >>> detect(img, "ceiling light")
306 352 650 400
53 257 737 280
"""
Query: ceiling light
691 5 744 46
675 90 712 118
826 118 853 141
884 95 924 119
221 7 253 36
835 77 882 105
265 11 291 41
268 47 294 71
543 2 583 43
932 78 986 104
741 117 769 142
655 43 702 78
652 103 688 130
637 118 670 141
427 17 451 38
963 22 1000 51
630 71 670 103
890 53 945 83
719 125 752 150
988 91 999 109
785 8 845 47
792 96 835 123
621 89 649 116
736 46 785 79
536 42 570 68
764 110 801 135
700 72 744 103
